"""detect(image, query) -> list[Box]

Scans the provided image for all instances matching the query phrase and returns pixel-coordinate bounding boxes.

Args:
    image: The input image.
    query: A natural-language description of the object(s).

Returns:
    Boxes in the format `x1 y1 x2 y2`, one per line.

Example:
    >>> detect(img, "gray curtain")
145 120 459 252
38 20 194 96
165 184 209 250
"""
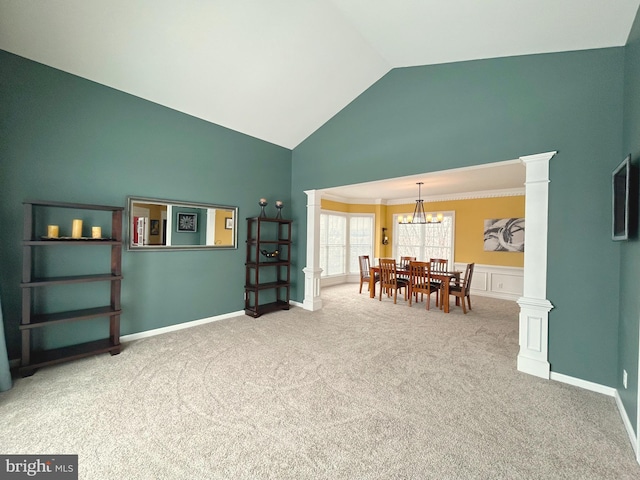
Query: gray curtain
0 293 12 392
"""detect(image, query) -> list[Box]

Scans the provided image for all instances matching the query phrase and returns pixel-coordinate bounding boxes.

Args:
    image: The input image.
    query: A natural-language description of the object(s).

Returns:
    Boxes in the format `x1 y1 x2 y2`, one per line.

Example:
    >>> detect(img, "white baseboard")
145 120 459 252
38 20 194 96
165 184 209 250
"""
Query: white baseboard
614 390 639 458
549 371 616 396
8 306 298 367
121 303 302 344
472 290 521 301
121 310 245 343
551 372 639 463
320 275 351 288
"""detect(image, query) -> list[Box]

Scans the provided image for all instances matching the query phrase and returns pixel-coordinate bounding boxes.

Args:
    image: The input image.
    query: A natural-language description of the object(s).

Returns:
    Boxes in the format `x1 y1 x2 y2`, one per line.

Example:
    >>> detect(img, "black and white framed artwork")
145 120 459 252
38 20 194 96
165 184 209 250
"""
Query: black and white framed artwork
177 213 197 232
483 218 525 252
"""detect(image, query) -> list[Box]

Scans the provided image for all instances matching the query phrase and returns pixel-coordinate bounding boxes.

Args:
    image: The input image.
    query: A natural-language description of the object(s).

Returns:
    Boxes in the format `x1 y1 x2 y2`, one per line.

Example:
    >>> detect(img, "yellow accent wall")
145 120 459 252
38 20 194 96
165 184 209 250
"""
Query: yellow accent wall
147 204 167 246
322 196 524 267
215 209 234 245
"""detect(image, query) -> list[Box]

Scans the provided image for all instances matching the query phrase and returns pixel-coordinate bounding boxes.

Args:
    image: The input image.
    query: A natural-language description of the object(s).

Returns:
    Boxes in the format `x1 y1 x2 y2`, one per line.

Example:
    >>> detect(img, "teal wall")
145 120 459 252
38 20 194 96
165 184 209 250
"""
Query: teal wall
0 50 292 358
292 49 625 386
619 6 640 434
1 31 637 399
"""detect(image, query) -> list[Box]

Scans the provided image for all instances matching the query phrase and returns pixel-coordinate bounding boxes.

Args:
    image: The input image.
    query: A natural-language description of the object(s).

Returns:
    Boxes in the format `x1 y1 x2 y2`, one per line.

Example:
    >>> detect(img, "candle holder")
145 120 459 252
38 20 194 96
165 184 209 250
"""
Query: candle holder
259 198 268 218
275 200 284 219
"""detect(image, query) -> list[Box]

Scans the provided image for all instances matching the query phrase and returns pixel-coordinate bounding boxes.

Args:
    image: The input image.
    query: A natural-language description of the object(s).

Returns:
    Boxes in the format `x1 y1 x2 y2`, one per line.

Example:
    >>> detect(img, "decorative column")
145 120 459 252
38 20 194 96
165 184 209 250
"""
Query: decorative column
517 151 557 378
303 189 323 311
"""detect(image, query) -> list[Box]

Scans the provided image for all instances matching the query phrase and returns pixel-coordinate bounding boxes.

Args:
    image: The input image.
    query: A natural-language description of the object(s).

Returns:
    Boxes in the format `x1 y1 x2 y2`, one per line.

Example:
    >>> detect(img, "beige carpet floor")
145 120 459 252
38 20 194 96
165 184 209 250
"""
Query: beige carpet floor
1 283 639 479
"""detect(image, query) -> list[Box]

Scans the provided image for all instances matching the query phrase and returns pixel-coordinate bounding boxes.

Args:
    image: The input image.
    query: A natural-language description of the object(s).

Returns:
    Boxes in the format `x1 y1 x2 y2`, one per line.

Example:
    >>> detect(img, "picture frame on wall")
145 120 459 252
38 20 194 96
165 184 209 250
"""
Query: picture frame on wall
177 213 197 232
150 219 159 235
483 218 525 252
225 217 233 230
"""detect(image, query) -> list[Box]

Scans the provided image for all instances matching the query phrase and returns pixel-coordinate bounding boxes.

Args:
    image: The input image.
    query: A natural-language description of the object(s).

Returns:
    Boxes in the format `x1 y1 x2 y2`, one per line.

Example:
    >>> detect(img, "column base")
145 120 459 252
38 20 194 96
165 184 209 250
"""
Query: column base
302 267 323 311
517 296 553 379
517 354 550 379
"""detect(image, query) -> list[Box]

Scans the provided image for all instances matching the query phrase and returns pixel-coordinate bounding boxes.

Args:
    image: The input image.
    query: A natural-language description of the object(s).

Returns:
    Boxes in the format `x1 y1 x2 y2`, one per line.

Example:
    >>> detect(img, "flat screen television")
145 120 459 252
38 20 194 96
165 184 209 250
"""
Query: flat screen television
612 154 631 241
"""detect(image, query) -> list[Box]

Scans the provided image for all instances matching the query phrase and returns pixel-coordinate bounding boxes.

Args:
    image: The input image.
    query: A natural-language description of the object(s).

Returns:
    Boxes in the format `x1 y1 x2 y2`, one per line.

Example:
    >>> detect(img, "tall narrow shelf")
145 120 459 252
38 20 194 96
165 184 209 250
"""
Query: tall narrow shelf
20 200 123 376
245 217 292 317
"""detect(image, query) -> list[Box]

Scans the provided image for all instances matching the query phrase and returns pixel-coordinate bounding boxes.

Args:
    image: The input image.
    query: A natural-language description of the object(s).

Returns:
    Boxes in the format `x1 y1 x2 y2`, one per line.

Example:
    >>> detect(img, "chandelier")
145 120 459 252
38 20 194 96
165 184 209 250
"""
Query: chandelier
398 182 443 224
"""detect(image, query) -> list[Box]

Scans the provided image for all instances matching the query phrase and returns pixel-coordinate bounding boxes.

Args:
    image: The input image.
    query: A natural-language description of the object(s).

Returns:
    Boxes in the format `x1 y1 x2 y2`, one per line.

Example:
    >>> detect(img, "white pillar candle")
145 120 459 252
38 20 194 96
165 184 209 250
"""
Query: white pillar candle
91 226 102 239
71 219 83 238
47 225 59 238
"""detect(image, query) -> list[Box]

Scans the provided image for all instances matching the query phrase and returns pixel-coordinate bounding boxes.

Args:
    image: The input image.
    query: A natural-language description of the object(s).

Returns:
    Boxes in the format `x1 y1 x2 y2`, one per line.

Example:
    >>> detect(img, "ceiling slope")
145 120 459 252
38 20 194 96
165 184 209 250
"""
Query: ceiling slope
1 0 639 148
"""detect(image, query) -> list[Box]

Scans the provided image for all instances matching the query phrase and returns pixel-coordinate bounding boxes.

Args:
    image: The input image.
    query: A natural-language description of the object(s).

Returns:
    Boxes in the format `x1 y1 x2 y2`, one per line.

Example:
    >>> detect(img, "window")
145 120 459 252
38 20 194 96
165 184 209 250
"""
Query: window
320 213 347 276
349 215 374 274
320 213 374 277
393 212 454 264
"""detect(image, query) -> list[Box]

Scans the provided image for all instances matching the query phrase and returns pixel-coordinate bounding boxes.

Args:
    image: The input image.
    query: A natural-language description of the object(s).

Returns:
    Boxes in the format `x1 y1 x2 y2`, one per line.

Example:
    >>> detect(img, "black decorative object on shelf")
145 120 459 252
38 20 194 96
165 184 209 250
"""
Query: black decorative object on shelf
275 200 283 219
260 249 280 259
259 198 268 218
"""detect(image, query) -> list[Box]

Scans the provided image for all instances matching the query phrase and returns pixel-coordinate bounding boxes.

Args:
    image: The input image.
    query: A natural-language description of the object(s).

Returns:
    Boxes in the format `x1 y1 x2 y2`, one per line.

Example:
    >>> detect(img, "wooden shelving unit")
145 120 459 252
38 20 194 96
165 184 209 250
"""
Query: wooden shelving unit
244 217 292 317
20 200 123 376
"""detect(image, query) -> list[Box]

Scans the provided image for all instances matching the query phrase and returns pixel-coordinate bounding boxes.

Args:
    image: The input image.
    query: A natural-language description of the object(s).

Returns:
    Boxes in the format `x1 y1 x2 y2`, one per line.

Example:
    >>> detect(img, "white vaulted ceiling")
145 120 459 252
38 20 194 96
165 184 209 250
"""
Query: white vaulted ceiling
1 0 639 150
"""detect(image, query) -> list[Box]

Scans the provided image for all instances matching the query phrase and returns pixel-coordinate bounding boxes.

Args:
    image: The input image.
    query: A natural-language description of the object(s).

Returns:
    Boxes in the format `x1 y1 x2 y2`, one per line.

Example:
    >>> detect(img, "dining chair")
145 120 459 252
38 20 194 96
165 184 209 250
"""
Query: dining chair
430 258 448 273
429 258 449 287
408 261 439 310
399 256 416 269
379 258 409 304
358 255 379 294
399 256 416 280
446 263 475 314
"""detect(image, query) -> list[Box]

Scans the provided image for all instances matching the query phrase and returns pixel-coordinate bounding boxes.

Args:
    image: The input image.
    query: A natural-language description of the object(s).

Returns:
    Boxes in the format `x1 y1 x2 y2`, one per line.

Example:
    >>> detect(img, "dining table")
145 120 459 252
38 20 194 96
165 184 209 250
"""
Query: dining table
369 263 461 313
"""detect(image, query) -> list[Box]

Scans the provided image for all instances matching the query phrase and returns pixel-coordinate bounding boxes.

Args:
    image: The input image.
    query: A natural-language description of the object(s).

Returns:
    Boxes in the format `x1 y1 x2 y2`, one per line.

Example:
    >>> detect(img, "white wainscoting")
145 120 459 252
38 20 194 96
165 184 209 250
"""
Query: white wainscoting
454 263 523 301
323 265 523 301
321 274 357 288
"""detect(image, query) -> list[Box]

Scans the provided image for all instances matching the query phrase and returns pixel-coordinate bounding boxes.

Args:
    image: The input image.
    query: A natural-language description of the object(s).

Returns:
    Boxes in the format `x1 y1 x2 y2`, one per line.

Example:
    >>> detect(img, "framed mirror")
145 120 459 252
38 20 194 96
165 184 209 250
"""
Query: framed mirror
127 196 238 250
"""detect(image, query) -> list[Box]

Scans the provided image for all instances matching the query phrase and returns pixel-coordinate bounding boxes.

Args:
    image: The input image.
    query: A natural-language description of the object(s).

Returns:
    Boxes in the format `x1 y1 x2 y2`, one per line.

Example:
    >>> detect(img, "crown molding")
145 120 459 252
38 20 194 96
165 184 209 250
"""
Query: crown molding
429 186 525 202
321 193 389 205
322 187 524 205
